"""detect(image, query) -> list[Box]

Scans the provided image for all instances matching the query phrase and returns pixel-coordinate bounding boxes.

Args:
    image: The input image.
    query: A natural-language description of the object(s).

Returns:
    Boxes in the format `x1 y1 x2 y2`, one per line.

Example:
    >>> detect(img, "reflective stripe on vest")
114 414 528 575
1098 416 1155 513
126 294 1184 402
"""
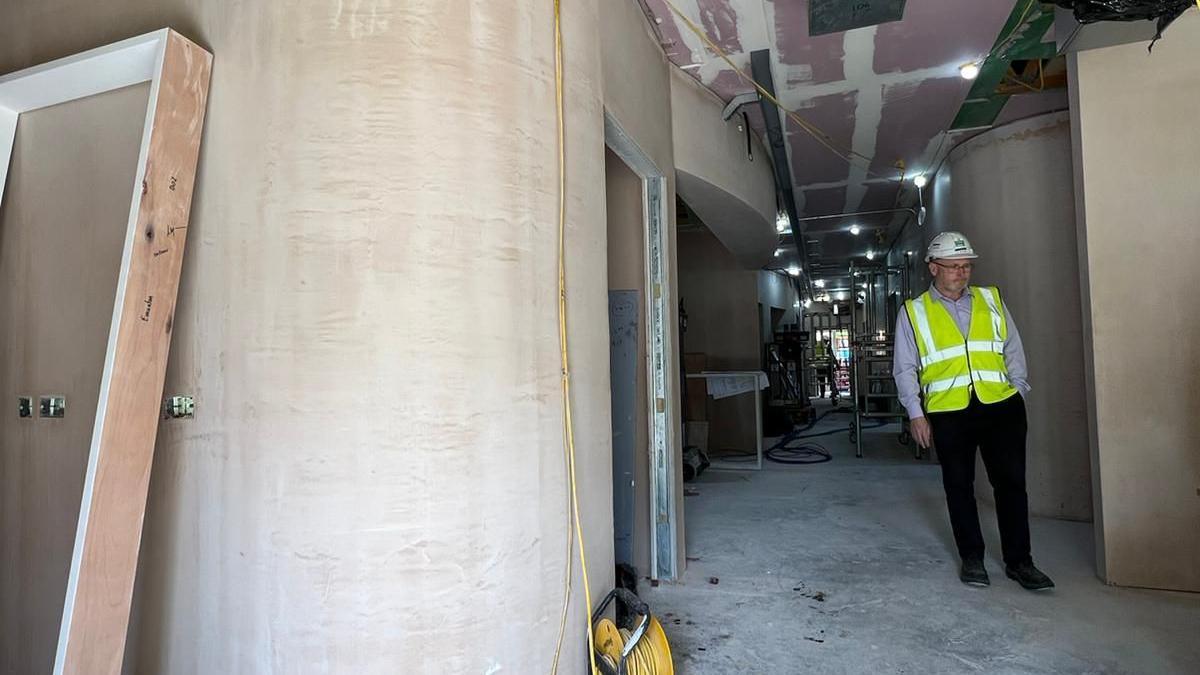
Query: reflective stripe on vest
904 287 1018 413
924 370 1010 394
908 293 937 355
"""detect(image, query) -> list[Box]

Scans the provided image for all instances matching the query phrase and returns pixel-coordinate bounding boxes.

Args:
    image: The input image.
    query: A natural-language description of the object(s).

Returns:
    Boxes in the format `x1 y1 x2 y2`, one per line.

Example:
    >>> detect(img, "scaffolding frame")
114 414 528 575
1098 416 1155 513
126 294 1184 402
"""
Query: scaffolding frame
848 261 919 459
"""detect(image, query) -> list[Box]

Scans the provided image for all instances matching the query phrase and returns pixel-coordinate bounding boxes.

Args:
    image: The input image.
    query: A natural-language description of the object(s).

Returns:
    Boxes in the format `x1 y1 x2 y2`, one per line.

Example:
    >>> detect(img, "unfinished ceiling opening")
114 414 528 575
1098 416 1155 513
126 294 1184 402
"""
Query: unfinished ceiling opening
809 0 908 36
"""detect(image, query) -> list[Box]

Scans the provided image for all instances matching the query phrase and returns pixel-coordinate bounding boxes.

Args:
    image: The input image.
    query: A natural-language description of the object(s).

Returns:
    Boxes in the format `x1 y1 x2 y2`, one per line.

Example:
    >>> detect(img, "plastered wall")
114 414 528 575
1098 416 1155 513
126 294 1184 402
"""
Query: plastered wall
758 270 800 330
671 69 778 268
678 227 762 454
1 2 612 672
890 112 1092 523
1068 9 1200 591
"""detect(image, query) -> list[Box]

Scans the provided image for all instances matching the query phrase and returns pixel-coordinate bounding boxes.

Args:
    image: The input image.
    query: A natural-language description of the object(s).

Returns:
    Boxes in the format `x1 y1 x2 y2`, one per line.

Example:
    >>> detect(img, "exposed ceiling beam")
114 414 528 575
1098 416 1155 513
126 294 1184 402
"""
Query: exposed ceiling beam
750 48 812 298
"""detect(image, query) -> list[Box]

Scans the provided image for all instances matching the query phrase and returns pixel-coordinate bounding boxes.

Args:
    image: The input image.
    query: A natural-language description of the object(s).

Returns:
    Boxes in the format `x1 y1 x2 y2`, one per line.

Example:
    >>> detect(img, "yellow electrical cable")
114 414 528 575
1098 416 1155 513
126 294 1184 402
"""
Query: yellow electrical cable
660 0 894 179
549 1 599 674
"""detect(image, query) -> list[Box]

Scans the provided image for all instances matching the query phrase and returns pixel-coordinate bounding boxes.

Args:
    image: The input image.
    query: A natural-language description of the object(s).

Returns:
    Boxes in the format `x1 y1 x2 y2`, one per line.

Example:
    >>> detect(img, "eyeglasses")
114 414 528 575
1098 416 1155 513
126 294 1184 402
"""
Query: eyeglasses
932 261 973 273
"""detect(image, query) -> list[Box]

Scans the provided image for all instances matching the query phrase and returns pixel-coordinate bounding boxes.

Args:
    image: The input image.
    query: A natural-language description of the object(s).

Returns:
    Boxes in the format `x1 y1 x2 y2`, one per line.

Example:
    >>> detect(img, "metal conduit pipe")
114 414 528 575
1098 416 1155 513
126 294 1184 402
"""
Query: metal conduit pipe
793 207 918 223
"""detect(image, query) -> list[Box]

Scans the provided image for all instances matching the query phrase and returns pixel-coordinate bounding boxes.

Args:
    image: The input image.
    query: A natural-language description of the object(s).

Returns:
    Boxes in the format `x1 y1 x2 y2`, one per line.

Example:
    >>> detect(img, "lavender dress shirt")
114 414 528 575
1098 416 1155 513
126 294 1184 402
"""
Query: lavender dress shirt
893 285 1031 420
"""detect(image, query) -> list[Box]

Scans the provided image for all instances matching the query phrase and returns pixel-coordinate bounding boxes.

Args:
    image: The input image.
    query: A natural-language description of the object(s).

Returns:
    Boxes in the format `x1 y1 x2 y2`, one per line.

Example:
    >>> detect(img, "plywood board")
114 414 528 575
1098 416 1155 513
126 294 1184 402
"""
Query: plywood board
0 29 212 674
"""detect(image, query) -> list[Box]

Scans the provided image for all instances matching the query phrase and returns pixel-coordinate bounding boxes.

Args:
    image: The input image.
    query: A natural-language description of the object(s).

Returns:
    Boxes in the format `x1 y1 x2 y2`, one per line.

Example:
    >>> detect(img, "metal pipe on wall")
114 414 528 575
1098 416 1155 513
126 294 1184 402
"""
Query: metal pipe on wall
793 207 918 223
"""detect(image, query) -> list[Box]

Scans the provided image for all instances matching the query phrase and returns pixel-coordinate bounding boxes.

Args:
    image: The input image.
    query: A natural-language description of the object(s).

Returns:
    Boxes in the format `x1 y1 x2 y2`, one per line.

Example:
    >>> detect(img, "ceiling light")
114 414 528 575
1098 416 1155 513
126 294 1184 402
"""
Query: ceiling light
913 174 928 188
787 264 801 277
960 62 980 80
849 224 861 236
814 279 826 288
833 304 839 315
803 299 812 309
774 248 782 257
836 291 846 301
865 250 875 261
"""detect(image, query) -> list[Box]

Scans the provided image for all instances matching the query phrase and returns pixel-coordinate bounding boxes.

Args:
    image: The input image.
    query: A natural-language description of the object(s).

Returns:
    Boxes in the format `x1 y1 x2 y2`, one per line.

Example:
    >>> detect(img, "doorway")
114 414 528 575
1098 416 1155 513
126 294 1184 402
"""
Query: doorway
604 113 678 582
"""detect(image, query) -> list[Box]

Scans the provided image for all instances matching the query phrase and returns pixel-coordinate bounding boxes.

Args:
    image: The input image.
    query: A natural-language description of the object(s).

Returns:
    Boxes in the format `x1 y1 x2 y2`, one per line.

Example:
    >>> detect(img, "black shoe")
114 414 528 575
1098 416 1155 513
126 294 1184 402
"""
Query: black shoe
1006 561 1055 591
959 558 990 586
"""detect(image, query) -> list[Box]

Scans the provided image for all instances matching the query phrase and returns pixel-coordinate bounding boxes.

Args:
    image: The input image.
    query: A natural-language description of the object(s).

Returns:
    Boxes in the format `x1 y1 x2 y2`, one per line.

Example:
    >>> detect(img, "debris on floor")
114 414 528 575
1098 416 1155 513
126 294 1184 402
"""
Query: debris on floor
792 582 827 602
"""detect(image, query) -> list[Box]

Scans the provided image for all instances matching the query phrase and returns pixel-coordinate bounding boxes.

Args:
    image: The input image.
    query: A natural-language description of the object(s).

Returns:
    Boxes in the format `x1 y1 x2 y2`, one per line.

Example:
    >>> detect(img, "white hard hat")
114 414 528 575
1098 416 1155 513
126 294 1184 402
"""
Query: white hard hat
925 231 978 262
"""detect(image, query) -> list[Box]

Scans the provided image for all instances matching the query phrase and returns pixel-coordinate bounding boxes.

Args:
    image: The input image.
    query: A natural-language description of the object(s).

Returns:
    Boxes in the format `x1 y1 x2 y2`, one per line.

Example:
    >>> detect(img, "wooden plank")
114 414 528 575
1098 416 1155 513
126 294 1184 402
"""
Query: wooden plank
56 31 211 675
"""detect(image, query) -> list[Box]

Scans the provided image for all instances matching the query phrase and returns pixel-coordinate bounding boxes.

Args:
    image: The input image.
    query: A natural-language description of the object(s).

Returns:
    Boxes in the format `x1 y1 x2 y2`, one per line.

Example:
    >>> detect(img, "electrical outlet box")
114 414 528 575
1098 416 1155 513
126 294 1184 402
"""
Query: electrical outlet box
163 395 195 419
40 396 65 418
18 396 32 418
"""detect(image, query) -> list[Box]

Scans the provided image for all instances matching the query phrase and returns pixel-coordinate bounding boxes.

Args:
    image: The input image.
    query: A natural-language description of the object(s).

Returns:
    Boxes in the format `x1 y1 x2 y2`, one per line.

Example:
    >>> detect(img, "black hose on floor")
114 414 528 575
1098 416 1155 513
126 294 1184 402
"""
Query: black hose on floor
764 407 886 465
765 441 832 464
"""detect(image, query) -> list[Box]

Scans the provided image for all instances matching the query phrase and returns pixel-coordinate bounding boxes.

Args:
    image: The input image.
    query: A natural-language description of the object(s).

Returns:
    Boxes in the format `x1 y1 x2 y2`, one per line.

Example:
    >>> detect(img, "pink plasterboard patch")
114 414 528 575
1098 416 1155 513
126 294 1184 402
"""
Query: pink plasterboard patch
873 0 1014 74
698 0 745 54
708 68 755 99
772 0 846 84
869 76 966 176
643 0 744 64
642 0 695 63
785 90 856 187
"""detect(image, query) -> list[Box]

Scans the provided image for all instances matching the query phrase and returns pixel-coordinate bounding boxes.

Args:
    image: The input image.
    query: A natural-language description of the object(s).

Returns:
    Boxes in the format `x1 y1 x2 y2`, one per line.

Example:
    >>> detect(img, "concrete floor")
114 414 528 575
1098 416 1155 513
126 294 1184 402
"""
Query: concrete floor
644 406 1200 674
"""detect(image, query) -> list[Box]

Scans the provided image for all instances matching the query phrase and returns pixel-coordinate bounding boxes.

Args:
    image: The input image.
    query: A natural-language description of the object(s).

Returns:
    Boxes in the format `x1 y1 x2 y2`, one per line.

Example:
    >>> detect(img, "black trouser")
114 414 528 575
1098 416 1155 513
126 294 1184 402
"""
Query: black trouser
928 393 1031 567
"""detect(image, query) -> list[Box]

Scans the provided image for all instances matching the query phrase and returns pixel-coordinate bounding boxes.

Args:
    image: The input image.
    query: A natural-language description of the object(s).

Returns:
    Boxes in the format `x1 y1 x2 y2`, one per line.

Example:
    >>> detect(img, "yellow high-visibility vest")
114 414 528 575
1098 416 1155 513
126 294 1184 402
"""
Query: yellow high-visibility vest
903 286 1018 413
814 341 828 359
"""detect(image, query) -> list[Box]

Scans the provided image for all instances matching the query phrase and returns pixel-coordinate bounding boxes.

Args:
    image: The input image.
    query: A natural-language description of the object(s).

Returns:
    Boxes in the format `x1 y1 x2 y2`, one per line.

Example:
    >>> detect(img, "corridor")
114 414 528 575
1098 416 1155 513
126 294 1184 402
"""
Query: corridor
646 409 1200 674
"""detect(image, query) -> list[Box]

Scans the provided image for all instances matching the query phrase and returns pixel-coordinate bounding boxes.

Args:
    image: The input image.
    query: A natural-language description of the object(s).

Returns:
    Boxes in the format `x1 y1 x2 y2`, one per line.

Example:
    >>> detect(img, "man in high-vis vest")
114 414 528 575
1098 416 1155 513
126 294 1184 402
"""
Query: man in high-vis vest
893 232 1054 591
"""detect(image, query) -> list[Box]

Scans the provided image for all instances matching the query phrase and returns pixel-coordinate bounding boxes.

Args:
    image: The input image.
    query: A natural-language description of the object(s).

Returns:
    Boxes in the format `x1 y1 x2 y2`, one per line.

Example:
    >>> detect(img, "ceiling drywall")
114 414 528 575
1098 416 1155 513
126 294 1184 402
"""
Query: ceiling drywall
641 0 1067 287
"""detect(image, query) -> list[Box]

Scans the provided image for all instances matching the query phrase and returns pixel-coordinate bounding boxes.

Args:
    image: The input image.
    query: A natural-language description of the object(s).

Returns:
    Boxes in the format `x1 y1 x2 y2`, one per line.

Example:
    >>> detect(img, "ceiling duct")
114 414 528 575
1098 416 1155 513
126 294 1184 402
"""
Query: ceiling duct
809 0 907 36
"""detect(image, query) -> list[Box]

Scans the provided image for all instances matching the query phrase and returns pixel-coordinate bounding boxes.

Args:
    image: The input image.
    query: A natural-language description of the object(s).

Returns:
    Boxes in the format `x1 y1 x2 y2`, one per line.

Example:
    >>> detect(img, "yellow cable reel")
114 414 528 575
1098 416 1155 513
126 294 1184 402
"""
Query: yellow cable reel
595 618 624 664
591 590 674 675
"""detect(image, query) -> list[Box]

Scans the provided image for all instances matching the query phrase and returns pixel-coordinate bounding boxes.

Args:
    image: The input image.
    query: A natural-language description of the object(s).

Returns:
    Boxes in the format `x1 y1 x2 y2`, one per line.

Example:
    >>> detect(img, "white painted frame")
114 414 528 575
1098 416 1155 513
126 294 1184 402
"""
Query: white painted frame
0 29 178 674
604 111 679 582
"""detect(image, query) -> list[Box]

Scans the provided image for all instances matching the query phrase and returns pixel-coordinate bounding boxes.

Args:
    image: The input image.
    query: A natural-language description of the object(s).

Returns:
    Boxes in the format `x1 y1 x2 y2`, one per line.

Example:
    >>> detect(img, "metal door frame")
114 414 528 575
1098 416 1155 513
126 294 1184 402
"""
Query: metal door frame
604 111 678 581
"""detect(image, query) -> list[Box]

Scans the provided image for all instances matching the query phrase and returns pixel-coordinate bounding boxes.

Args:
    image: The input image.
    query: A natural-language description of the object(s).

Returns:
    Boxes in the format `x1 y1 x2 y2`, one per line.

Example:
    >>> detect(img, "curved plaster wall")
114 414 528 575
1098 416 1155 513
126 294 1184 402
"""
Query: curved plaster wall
0 2 611 672
893 112 1091 522
670 68 778 268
